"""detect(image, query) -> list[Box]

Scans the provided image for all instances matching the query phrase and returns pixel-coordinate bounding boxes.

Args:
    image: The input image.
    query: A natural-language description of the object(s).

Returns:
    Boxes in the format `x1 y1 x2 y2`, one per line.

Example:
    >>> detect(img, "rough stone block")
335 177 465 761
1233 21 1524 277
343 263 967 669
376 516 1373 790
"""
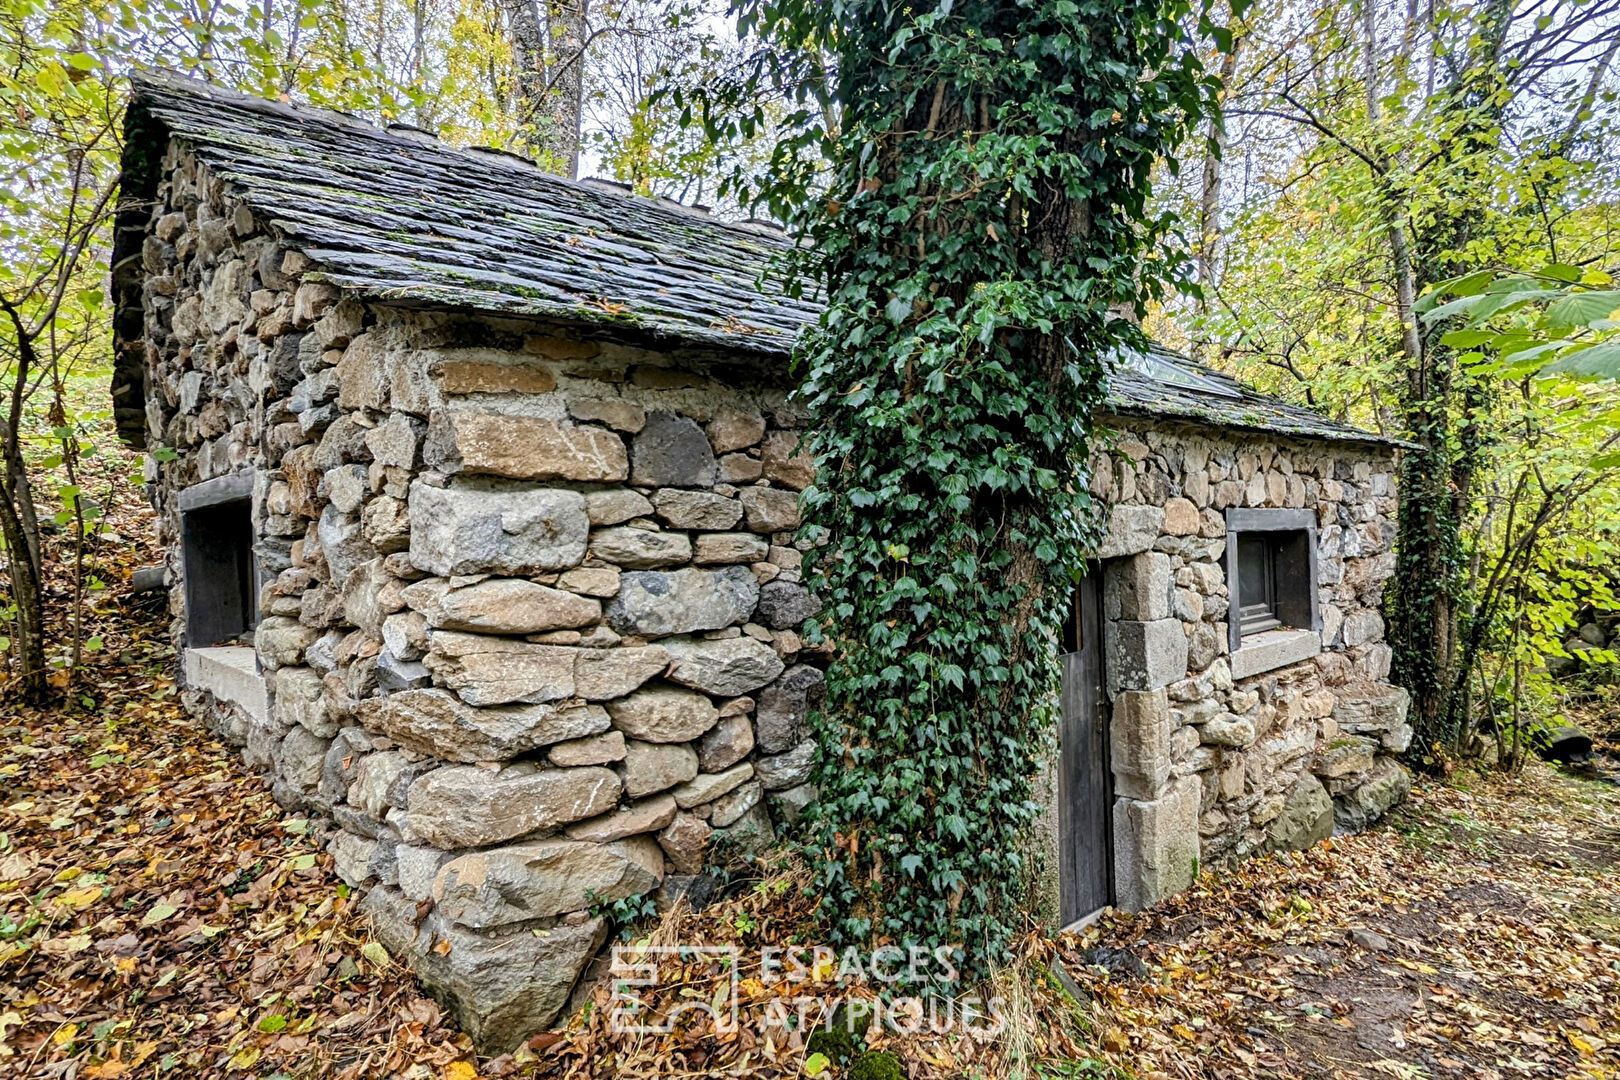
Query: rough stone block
1113 775 1200 911
1110 689 1171 800
404 577 600 634
606 566 759 636
273 666 336 737
1199 714 1256 748
1105 618 1188 694
425 632 577 707
567 398 645 432
760 430 814 490
1162 497 1200 536
1096 504 1165 559
584 488 653 526
631 413 716 487
565 793 678 842
590 526 692 568
408 482 588 577
664 637 784 696
621 739 700 798
255 618 319 671
405 762 621 848
755 739 815 791
707 411 766 454
1104 552 1172 621
1332 756 1410 831
434 351 557 395
1314 736 1377 779
756 580 821 630
671 761 754 809
738 487 800 533
607 685 719 743
573 645 671 700
754 665 825 756
1331 684 1410 733
357 688 609 763
1341 608 1385 647
694 532 770 565
652 489 742 530
698 714 755 772
548 730 627 767
658 812 711 874
430 408 628 482
432 836 663 930
361 886 607 1054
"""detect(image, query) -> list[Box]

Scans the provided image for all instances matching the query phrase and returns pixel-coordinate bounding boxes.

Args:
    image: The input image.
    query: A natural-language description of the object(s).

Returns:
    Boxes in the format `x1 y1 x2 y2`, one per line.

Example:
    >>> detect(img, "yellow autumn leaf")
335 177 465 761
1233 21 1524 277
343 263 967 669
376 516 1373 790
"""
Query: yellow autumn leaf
444 1061 479 1080
1568 1031 1598 1056
53 1023 79 1046
57 886 103 909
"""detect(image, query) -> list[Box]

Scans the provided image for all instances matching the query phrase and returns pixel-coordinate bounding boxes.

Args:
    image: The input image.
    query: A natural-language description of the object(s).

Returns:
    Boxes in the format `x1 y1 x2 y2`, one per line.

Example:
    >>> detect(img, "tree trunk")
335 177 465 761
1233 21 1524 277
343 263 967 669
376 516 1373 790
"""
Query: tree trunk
538 0 587 178
1386 0 1513 763
503 0 586 176
1196 36 1241 304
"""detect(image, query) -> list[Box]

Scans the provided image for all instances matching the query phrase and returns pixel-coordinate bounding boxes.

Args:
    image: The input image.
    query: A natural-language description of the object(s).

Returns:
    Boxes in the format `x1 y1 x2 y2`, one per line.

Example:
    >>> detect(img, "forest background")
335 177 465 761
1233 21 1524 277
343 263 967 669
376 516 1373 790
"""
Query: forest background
2 0 1620 772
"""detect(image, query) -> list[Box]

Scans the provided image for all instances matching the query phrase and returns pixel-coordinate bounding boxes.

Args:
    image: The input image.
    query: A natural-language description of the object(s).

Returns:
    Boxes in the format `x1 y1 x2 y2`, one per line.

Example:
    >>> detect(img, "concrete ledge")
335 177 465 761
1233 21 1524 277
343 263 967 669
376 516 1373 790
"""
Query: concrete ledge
1231 628 1321 680
183 645 269 724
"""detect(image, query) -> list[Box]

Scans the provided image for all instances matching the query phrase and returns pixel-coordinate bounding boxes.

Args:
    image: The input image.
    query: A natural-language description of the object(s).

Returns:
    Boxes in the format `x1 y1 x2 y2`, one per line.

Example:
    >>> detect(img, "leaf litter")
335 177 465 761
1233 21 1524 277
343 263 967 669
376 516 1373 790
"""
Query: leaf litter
2 430 1617 1079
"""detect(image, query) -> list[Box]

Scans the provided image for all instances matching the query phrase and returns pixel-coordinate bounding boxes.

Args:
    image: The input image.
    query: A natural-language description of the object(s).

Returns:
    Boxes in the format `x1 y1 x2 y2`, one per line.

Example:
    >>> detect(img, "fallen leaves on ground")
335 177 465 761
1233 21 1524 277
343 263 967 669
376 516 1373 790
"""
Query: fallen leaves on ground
0 616 475 1078
1062 756 1620 1080
2 426 1616 1078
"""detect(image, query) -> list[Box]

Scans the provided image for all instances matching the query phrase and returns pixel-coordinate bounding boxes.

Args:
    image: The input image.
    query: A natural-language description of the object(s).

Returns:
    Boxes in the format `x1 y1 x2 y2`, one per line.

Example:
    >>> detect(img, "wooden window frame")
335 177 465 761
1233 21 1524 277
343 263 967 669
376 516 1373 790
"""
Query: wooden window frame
1224 508 1320 654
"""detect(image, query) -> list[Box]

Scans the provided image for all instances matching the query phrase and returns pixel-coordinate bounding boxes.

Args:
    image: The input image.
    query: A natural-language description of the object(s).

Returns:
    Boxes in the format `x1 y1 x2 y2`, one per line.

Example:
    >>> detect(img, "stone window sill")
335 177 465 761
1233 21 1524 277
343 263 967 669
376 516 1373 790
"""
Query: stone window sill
1230 628 1321 680
183 645 269 724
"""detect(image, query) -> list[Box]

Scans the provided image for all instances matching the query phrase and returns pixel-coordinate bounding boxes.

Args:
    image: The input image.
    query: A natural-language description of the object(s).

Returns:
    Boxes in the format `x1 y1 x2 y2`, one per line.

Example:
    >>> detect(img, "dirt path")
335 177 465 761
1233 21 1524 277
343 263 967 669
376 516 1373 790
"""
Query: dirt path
1063 752 1620 1080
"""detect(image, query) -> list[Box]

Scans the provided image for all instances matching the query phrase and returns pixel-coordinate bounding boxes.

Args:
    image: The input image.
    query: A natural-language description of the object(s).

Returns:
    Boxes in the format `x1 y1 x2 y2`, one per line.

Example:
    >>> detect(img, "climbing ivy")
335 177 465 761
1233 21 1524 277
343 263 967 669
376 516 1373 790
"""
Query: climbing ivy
698 0 1228 976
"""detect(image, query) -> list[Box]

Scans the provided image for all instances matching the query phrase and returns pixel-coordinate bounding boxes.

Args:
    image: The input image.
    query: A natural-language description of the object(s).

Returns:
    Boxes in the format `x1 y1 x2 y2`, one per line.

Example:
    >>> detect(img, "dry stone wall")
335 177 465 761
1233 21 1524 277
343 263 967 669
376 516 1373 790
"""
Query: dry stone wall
137 144 823 1051
1087 422 1411 911
135 137 1412 1051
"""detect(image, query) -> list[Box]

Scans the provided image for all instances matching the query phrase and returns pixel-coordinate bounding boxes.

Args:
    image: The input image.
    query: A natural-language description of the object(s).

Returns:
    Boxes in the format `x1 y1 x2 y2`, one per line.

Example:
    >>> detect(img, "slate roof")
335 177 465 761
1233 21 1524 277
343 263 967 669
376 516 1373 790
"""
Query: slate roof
114 71 1397 450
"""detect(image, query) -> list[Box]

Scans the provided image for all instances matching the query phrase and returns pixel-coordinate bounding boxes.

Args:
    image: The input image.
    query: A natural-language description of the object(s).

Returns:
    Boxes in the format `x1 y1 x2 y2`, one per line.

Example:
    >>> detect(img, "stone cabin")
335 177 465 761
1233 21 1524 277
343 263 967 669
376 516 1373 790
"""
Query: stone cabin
111 73 1414 1050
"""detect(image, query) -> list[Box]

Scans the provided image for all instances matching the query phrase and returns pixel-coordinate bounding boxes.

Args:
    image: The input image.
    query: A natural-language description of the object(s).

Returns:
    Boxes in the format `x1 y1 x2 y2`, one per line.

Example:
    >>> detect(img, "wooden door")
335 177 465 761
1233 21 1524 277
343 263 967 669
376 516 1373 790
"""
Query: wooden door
1058 570 1113 925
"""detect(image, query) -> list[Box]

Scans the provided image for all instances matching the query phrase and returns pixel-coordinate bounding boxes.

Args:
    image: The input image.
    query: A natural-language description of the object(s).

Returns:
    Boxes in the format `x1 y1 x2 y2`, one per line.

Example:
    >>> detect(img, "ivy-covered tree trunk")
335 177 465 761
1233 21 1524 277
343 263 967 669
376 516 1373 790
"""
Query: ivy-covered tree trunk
1387 0 1513 765
787 0 1222 975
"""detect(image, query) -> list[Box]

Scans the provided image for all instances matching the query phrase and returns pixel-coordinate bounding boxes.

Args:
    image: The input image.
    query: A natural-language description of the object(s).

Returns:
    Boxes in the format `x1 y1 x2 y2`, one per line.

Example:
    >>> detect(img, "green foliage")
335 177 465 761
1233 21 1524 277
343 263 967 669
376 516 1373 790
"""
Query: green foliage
1421 265 1620 381
804 1025 858 1066
690 0 1226 975
848 1049 905 1080
1152 0 1620 765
